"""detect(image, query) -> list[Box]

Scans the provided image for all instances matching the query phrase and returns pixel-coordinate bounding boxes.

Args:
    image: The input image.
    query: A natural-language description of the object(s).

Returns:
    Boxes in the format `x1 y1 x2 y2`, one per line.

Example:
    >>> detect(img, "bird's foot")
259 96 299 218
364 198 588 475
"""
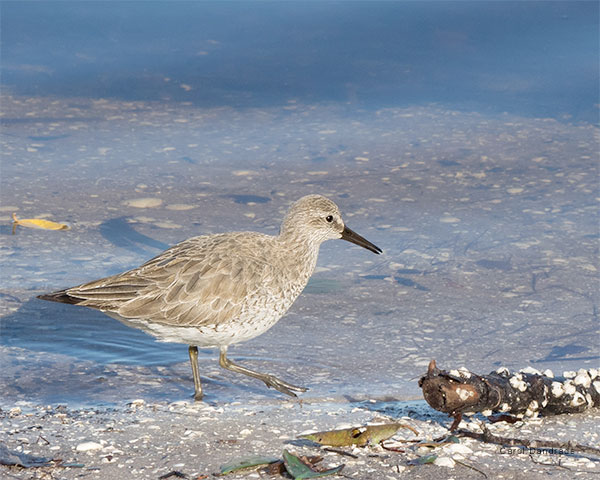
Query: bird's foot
192 391 204 402
261 374 308 397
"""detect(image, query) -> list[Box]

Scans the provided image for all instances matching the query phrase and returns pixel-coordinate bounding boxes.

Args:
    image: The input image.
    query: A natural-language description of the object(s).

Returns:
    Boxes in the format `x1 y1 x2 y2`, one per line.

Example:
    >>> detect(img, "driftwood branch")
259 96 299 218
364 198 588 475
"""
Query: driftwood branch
419 360 600 430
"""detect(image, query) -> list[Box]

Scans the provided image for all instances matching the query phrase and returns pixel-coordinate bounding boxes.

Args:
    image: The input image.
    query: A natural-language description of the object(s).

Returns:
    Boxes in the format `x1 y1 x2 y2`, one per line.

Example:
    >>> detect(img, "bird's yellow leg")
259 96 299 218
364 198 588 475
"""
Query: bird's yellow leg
188 345 203 401
219 346 307 397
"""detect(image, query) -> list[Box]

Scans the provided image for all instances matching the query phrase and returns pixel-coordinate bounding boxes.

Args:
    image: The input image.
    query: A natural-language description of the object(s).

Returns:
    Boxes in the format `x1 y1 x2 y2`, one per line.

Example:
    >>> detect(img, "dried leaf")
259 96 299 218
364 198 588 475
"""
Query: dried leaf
219 455 279 474
12 213 70 232
282 450 344 479
299 423 417 447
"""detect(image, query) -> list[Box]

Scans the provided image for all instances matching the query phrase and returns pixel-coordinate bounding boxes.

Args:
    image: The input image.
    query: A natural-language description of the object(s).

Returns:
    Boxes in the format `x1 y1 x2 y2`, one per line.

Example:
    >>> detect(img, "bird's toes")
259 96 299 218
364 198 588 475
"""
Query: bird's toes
263 376 307 396
192 391 204 402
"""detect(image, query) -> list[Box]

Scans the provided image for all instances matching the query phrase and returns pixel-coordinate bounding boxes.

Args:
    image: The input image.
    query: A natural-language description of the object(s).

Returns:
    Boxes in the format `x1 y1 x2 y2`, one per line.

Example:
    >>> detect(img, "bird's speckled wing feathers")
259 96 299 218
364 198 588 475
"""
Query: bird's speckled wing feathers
63 233 278 327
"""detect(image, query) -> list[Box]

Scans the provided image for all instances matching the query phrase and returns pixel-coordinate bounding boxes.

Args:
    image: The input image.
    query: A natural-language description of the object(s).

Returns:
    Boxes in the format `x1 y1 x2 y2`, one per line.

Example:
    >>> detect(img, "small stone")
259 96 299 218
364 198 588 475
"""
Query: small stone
444 443 473 455
76 441 103 452
434 456 455 468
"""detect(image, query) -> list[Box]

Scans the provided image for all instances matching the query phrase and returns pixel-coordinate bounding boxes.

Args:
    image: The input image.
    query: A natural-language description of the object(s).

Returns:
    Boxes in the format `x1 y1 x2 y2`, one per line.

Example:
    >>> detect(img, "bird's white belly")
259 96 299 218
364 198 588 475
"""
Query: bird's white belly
107 311 282 347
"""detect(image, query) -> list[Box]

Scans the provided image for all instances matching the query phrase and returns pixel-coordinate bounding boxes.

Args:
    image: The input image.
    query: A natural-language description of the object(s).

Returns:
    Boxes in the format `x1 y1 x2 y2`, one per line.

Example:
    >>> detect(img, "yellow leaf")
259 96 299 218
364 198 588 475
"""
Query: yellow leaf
12 213 70 232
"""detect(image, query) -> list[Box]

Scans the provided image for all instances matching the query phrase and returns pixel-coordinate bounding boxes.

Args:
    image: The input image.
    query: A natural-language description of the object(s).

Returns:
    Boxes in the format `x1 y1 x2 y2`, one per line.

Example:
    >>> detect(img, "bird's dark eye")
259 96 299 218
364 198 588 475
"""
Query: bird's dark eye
325 215 334 223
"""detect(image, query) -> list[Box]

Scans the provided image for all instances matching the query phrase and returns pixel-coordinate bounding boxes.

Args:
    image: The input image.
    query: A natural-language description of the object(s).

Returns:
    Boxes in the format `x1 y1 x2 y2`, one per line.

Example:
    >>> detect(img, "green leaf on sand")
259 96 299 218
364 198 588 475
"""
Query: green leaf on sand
408 454 438 466
282 450 344 479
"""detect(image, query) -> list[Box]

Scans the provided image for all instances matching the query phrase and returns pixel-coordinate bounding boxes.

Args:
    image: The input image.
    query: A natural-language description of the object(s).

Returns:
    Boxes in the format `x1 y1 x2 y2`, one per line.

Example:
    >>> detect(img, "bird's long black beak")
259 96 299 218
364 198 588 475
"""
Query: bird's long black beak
341 226 382 254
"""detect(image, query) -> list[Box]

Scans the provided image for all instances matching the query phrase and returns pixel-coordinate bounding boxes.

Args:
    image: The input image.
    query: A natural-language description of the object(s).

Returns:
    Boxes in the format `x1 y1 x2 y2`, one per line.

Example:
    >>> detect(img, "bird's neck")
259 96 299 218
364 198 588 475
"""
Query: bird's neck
276 230 321 282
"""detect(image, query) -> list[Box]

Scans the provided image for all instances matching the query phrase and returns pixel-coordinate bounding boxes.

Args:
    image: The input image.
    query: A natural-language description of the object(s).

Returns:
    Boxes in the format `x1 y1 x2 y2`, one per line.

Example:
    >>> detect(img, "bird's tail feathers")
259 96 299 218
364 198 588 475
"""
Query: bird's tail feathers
37 290 82 305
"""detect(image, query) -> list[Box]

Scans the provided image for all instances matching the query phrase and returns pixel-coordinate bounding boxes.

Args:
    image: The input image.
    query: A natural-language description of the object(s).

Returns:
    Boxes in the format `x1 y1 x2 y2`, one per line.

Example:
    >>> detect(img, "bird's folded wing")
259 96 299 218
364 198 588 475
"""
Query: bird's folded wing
65 240 275 328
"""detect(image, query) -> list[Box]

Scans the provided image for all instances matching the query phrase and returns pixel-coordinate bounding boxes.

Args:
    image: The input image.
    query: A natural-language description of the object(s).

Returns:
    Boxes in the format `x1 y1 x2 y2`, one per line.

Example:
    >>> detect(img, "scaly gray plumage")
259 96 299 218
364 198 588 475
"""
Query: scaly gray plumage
39 194 382 399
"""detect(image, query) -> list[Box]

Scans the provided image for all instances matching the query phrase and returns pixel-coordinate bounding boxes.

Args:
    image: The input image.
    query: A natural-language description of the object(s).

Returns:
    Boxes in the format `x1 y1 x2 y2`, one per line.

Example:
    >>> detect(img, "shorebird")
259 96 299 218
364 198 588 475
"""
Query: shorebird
38 194 382 399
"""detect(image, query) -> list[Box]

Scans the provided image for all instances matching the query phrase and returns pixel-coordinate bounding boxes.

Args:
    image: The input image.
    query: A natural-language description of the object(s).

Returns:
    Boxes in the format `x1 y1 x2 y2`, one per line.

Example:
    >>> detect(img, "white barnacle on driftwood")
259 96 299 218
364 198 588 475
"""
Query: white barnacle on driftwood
570 391 586 407
509 373 528 392
551 381 564 397
541 386 549 407
520 367 542 375
562 380 576 396
456 387 475 401
574 370 592 388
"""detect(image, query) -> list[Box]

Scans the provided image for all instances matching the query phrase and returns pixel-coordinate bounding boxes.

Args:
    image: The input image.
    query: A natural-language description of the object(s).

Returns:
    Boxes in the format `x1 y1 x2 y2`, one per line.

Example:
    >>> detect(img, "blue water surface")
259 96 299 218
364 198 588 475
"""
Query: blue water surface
2 1 598 121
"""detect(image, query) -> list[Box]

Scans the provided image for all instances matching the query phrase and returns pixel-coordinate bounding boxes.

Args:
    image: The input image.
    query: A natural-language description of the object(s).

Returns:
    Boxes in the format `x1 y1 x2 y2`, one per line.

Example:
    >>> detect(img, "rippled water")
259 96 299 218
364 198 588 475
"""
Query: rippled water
1 2 598 406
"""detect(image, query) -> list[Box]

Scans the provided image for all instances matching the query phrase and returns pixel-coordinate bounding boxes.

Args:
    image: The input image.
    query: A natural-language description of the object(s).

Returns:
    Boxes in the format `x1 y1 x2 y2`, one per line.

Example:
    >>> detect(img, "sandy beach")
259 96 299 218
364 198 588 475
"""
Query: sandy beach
2 389 599 479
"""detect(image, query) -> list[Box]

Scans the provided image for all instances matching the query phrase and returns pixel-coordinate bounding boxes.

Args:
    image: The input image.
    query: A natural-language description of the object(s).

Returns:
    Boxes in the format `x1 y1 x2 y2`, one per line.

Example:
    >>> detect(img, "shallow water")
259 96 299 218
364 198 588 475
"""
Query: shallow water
1 2 598 406
2 1 598 122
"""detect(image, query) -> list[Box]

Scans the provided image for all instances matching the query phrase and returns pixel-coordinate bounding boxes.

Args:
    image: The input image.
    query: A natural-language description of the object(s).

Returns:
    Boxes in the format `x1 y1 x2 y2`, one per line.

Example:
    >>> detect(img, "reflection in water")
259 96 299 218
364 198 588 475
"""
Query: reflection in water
1 297 186 366
227 195 271 205
99 217 170 255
